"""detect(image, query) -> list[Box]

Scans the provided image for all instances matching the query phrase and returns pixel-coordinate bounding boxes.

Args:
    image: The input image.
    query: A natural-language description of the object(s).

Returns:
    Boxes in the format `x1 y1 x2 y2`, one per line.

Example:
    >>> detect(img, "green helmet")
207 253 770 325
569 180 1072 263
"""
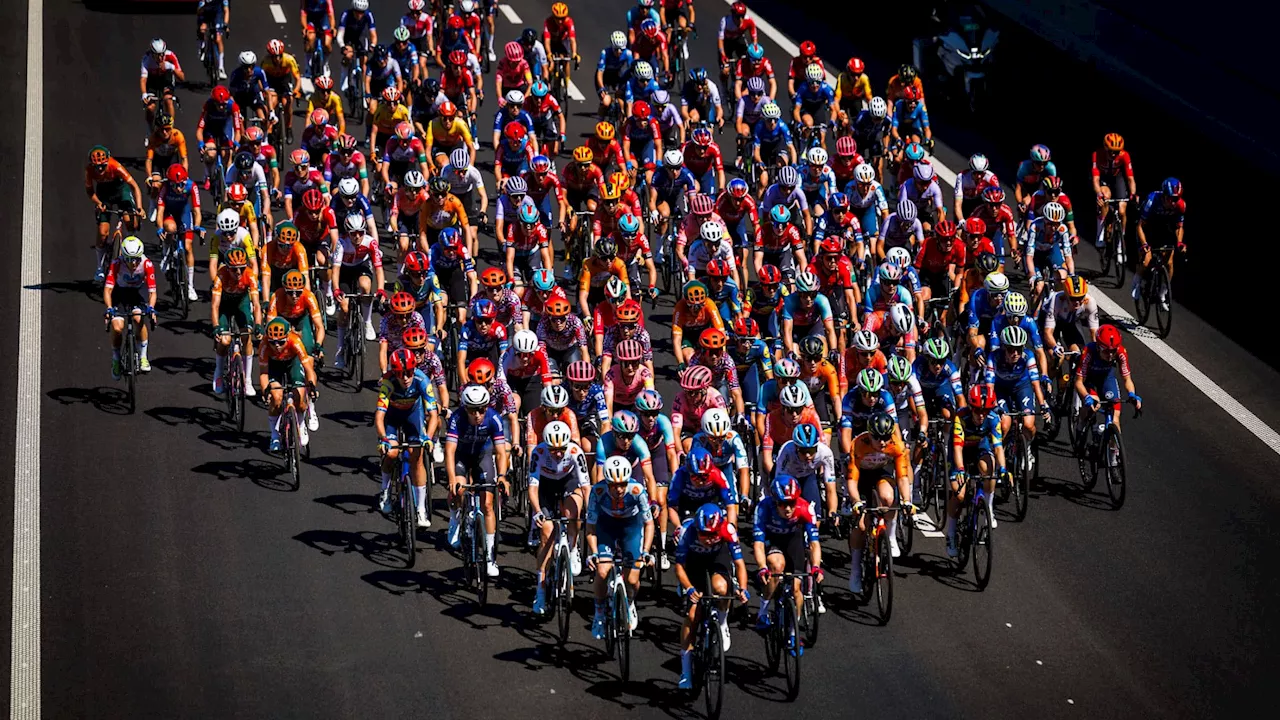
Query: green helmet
856 368 885 394
887 355 912 384
923 337 950 362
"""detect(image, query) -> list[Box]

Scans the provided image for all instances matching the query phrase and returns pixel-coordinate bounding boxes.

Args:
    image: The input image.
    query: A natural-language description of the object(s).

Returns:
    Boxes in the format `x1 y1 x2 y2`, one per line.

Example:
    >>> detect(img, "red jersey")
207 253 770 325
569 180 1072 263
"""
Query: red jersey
104 257 157 292
294 206 338 247
391 187 429 216
591 205 633 239
631 32 668 62
593 298 647 337
521 285 569 316
523 94 562 118
504 220 550 252
521 169 565 205
788 56 825 80
682 142 724 177
831 153 866 187
814 256 855 292
441 68 476 96
755 221 803 252
1092 149 1134 178
915 237 966 275
611 230 652 263
586 137 625 171
1027 191 1075 223
963 236 996 266
715 193 758 226
970 202 1017 242
562 161 604 192
735 57 776 82
543 17 576 42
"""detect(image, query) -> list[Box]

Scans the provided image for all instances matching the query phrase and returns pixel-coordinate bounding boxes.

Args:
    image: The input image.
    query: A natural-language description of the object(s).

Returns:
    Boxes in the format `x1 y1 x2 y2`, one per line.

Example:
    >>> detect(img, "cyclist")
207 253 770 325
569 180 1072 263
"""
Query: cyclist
761 381 820 476
717 178 759 271
1074 324 1143 436
679 67 722 130
733 78 771 173
885 63 924 111
595 31 634 122
683 125 725 196
210 245 263 397
781 271 836 361
735 44 777 101
845 411 911 591
496 41 533 102
953 153 998 221
504 203 553 289
689 408 752 513
989 291 1049 392
467 358 521 463
1024 176 1078 246
671 280 726 366
457 298 509 371
753 475 824 629
521 268 569 332
913 219 964 326
985 325 1049 479
1014 144 1057 219
262 40 302 144
671 365 726 449
786 39 824 99
1025 202 1074 312
259 317 319 450
600 298 652 376
293 189 341 311
595 411 657 496
775 420 838 531
632 19 670 80
153 165 201 303
717 2 757 94
267 270 326 408
329 212 388 364
208 206 259 282
378 290 426 375
282 153 325 220
376 349 440 528
586 457 655 641
841 367 898 450
836 57 871 115
1092 133 1137 252
196 1 230 80
966 270 1008 364
900 163 945 234
971 185 1018 264
301 0 338 77
1131 178 1186 311
526 81 566 157
674 502 749 689
528 384 582 451
145 112 189 218
537 298 590 372
307 75 347 137
402 0 435 57
636 389 678 567
501 329 554 407
792 64 836 149
543 3 580 74
948 385 1004 558
381 122 430 197
914 335 965 420
529 421 592 615
648 150 698 256
227 51 269 131
103 237 158 378
86 146 144 283
140 38 185 131
445 384 512 577
1043 275 1099 359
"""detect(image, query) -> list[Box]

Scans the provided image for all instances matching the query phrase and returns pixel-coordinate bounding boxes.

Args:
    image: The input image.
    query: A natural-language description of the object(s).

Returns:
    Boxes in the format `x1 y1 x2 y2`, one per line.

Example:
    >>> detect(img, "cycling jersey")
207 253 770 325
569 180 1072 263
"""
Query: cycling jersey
840 388 898 431
458 318 509 357
1015 159 1057 192
585 481 652 522
848 431 909 483
781 292 832 327
331 232 383 269
104 258 157 293
446 407 508 457
913 356 963 405
537 313 587 352
952 407 1003 452
989 314 1044 352
529 443 591 489
377 311 425 350
377 369 437 414
670 387 726 436
668 464 736 515
753 496 819 544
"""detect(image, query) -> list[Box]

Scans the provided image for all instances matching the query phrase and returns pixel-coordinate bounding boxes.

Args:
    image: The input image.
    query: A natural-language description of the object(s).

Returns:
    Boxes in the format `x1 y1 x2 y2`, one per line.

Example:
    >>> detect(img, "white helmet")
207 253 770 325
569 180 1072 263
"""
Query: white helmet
505 89 525 105
795 270 820 293
541 384 570 409
854 163 876 183
634 61 653 80
462 384 491 408
603 455 633 483
403 170 426 189
699 221 723 242
969 153 989 173
610 31 628 49
663 149 684 166
886 246 912 268
217 209 241 233
984 271 1010 293
888 303 914 334
513 329 539 354
343 213 365 233
779 383 811 409
1042 201 1066 224
337 177 360 197
450 148 470 169
353 0 370 10
804 63 825 82
762 102 781 120
239 50 257 66
912 163 935 181
120 236 146 260
852 329 879 352
149 38 167 56
896 199 917 221
869 96 888 118
458 0 475 11
700 407 731 437
543 420 571 449
807 147 828 165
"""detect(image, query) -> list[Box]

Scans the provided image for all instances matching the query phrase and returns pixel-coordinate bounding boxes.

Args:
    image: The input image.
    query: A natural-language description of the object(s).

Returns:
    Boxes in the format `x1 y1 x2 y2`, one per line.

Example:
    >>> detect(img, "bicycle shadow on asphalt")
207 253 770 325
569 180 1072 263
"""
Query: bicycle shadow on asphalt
46 386 132 416
322 409 376 429
190 457 297 492
155 318 210 337
307 453 377 479
313 493 378 515
150 355 215 381
23 280 101 303
295 528 408 568
146 404 226 432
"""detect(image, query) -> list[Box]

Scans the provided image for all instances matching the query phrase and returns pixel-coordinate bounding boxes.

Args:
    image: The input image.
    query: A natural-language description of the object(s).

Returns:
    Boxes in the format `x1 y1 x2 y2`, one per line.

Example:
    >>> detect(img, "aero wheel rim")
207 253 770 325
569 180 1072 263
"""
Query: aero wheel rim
1105 429 1127 508
1154 270 1173 337
704 620 724 719
876 537 893 624
974 504 993 589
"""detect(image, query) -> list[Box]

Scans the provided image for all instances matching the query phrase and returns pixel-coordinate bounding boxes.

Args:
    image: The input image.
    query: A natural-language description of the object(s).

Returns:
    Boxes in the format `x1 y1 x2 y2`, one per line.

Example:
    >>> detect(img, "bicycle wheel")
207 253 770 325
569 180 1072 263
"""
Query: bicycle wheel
614 582 630 681
780 594 801 700
998 435 1016 503
232 361 246 433
801 583 820 648
1133 272 1151 324
1153 265 1173 338
400 475 417 568
1102 425 1127 509
703 615 726 719
1110 220 1127 285
896 508 914 558
354 325 366 387
972 497 994 590
954 502 972 572
874 531 893 625
474 511 489 606
929 447 949 533
764 599 782 673
1012 443 1030 521
287 407 303 488
124 324 137 415
556 544 573 643
1097 224 1113 279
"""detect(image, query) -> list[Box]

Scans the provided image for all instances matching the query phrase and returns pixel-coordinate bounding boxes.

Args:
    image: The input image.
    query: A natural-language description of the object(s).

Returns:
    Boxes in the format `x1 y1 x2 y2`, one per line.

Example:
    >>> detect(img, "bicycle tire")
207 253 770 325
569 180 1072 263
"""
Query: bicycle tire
614 581 630 681
703 614 726 719
1078 426 1099 491
401 473 417 568
1102 424 1127 509
1097 224 1113 279
288 407 303 488
954 502 972 571
896 508 914 558
764 599 782 672
474 511 489 606
124 323 137 415
1012 442 1031 521
1110 219 1127 285
874 530 893 625
555 544 573 643
998 434 1016 503
930 445 949 534
1153 265 1173 338
973 497 993 589
780 594 801 700
232 362 245 433
801 584 820 648
1133 272 1152 324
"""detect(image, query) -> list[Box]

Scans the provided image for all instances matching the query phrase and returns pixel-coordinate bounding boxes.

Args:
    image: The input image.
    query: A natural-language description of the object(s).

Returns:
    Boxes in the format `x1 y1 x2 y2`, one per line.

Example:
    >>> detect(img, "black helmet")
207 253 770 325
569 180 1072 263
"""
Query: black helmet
898 64 917 81
868 412 896 440
521 27 537 45
595 236 618 259
798 335 825 358
234 151 255 170
428 176 450 194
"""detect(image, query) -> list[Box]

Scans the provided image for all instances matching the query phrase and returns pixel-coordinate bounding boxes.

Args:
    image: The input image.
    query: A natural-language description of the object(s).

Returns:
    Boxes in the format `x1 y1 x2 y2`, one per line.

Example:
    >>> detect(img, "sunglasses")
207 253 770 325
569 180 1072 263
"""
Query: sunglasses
784 407 803 415
285 289 303 297
639 411 659 418
571 383 592 391
621 360 640 368
615 432 635 441
268 338 287 347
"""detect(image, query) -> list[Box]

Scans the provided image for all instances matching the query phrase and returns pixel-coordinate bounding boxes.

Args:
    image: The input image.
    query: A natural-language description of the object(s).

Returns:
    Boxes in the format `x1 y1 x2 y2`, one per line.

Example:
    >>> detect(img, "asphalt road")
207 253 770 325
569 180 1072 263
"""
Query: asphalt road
21 1 1280 718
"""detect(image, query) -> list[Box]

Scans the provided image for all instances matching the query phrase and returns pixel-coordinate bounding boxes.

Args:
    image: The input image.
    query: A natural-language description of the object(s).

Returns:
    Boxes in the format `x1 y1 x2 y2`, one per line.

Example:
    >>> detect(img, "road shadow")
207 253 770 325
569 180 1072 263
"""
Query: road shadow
295 528 409 568
309 453 375 479
324 409 375 429
155 318 209 337
46 386 131 415
190 457 298 493
151 355 215 381
24 279 100 302
314 493 377 515
146 404 226 432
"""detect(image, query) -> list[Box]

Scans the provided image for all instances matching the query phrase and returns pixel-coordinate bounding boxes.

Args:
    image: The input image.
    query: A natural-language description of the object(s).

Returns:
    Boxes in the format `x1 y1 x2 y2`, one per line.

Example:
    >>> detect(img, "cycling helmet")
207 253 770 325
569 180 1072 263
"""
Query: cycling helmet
504 176 528 196
603 456 633 483
392 25 411 43
747 43 765 61
705 260 732 281
777 165 800 188
731 317 759 339
896 199 917 221
807 147 829 166
804 63 824 83
264 317 290 341
968 385 997 410
390 291 416 315
512 329 539 355
867 411 896 440
966 153 989 173
660 149 685 169
829 193 850 212
237 151 260 171
680 365 713 391
984 271 1009 293
604 274 628 300
216 209 240 233
461 384 491 408
615 339 644 362
847 57 865 75
611 410 640 434
301 187 325 211
758 265 782 286
775 358 801 379
541 384 570 409
690 67 708 82
566 360 595 383
352 0 369 10
795 270 820 293
793 423 821 449
1041 175 1063 193
388 348 417 376
210 85 232 104
517 203 540 225
683 280 708 304
904 143 926 162
727 178 749 200
852 329 879 352
690 193 714 216
635 389 663 412
692 127 713 146
1042 201 1066 224
314 75 335 91
762 102 782 120
888 303 914 334
543 421 572 449
634 61 654 80
275 220 299 244
731 2 747 16
819 236 844 255
856 368 884 394
746 77 765 95
869 96 887 118
878 263 901 283
975 252 999 275
618 213 642 237
425 176 450 197
699 222 723 243
694 503 725 533
610 31 628 49
382 86 401 103
854 163 876 183
1000 325 1029 348
121 236 146 261
239 50 257 66
798 335 825 358
1097 324 1123 349
1064 275 1089 300
615 299 642 323
902 86 921 102
403 170 426 189
344 212 366 233
166 164 188 185
779 383 811 409
1004 292 1028 317
1162 177 1183 197
701 408 731 438
1104 133 1125 152
504 122 528 142
835 136 858 159
772 475 802 503
982 185 1006 204
886 246 912 268
531 154 552 174
1030 144 1051 162
964 217 987 237
769 205 791 225
334 177 359 199
402 251 429 276
887 354 912 384
531 268 556 292
446 148 471 171
282 270 307 292
472 298 498 320
912 163 936 182
504 41 523 62
923 337 950 362
595 236 619 259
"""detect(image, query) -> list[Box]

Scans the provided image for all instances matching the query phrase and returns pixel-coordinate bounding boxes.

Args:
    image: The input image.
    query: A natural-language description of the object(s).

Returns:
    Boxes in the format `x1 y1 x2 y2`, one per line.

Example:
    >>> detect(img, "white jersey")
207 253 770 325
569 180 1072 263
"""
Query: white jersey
1043 291 1099 335
442 164 484 194
774 440 836 484
528 442 591 491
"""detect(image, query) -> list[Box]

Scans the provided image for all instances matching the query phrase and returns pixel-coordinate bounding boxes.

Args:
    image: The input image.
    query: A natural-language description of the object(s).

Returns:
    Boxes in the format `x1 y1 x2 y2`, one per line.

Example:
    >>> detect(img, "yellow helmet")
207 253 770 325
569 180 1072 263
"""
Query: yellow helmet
1103 133 1125 152
551 2 569 18
609 171 630 191
600 182 621 201
595 121 615 141
573 145 593 164
1063 275 1089 300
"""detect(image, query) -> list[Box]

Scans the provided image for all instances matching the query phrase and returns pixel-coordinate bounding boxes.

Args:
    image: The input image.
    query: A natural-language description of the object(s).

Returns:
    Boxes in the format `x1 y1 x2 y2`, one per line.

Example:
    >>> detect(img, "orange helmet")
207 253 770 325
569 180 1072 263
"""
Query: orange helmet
480 267 508 288
390 291 416 314
615 299 641 323
594 121 615 141
402 326 429 349
1104 133 1125 152
573 145 593 163
282 270 307 291
468 358 496 384
551 2 569 18
699 327 728 350
439 100 458 118
225 247 249 268
545 297 571 317
264 318 291 342
609 170 630 191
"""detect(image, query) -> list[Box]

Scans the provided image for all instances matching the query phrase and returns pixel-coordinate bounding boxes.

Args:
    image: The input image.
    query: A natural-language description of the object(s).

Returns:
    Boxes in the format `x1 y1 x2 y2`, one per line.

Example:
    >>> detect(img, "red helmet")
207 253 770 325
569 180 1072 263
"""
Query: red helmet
301 188 325 212
731 2 747 16
438 100 458 118
244 126 265 143
402 325 429 349
403 251 429 274
700 327 728 349
504 122 527 141
835 135 858 158
337 134 358 151
799 41 816 56
964 217 987 236
705 259 731 278
846 57 865 75
1097 324 1123 350
632 100 651 119
934 219 958 239
290 148 310 166
505 41 523 62
382 86 401 103
310 108 330 127
615 299 641 323
902 86 920 101
211 85 231 103
389 348 417 375
447 15 465 29
449 50 467 66
395 121 415 140
820 236 844 254
166 164 188 184
968 385 997 410
468 358 496 384
227 182 248 203
267 39 285 57
758 264 782 285
472 298 498 320
690 193 713 216
982 185 1006 204
313 75 334 91
692 127 712 146
731 317 759 338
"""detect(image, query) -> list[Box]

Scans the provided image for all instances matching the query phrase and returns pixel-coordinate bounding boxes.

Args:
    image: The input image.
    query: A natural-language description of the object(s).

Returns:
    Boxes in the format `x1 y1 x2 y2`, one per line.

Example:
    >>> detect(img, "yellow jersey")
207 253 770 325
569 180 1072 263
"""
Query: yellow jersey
223 200 257 230
371 102 410 133
262 53 300 81
307 90 344 119
426 117 474 149
835 71 872 104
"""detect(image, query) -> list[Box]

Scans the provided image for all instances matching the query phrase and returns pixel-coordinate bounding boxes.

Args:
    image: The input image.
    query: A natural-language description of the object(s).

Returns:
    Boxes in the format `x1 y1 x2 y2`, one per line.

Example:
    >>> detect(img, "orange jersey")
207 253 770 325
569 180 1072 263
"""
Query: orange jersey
672 298 725 332
258 330 311 364
212 266 259 297
801 359 840 406
578 256 627 290
762 406 821 452
525 406 581 448
268 287 323 321
85 158 132 189
262 239 310 276
423 193 469 230
885 75 924 105
840 348 887 395
147 128 188 164
848 429 910 482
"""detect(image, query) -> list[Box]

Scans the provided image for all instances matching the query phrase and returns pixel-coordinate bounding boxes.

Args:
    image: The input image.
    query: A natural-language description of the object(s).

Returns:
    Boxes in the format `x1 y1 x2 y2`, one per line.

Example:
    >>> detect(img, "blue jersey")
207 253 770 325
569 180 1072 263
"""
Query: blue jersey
984 347 1041 387
751 118 793 150
891 100 929 130
338 8 377 36
624 76 660 104
730 339 774 379
626 6 662 30
674 519 744 564
571 382 610 431
585 480 653 523
989 314 1044 351
458 321 509 357
688 431 749 473
781 292 833 326
966 287 1004 329
797 162 837 197
912 356 963 397
840 387 898 429
596 431 653 466
668 466 738 513
792 82 835 107
752 497 820 544
377 369 438 415
1015 159 1057 189
814 212 865 244
651 164 698 199
596 47 634 74
229 66 268 96
159 179 196 209
389 44 419 80
492 108 535 134
446 407 508 457
639 414 677 456
330 194 374 220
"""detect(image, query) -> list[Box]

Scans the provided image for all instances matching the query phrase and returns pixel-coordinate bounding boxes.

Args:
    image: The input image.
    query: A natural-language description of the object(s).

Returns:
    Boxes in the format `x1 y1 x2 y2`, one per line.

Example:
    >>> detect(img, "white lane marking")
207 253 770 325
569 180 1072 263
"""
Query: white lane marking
269 3 287 25
1090 290 1280 457
567 80 585 102
913 514 945 538
11 0 43 715
499 5 522 25
743 0 1280 456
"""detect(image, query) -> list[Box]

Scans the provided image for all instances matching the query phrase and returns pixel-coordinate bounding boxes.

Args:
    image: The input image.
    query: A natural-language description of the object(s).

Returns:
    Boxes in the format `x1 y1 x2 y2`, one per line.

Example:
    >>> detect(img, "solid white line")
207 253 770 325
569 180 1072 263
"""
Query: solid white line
743 0 1280 457
269 3 287 25
1089 290 1280 456
11 0 43 715
913 515 945 538
567 80 585 102
499 5 522 25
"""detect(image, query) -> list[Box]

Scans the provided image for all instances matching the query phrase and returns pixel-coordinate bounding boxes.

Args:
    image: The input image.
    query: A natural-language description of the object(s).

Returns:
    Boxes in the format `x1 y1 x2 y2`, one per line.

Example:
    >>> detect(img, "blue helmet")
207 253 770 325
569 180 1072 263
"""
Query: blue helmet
611 409 640 434
690 67 707 82
531 80 550 97
518 203 540 224
904 142 926 162
687 446 715 476
792 423 821 449
1161 177 1182 197
694 502 726 533
747 43 765 61
728 177 750 198
439 226 461 246
771 474 802 502
769 204 791 224
829 192 849 211
531 268 556 291
619 213 641 235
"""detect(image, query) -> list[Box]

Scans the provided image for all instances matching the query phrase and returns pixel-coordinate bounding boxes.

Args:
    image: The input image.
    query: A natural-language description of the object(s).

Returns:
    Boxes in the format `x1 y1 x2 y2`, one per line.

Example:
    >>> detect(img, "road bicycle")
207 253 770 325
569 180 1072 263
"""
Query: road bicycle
540 516 581 644
1133 245 1178 338
216 316 250 432
272 379 312 488
952 472 994 590
1097 197 1128 286
1002 409 1041 522
600 554 642 682
459 475 500 606
386 437 427 568
1074 398 1141 509
339 291 375 386
158 226 199 319
109 302 153 415
1042 349 1080 443
856 500 902 624
692 574 739 717
916 415 951 535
